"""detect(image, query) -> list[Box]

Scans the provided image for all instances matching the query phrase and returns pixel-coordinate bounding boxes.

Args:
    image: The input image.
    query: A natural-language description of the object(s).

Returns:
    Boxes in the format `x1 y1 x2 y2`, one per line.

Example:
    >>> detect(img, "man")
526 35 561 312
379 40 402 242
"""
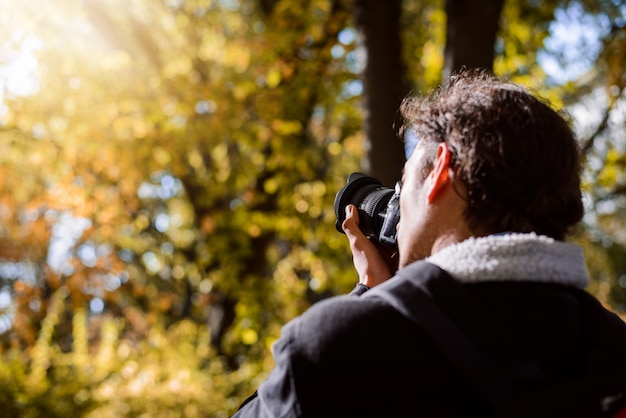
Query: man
232 70 626 417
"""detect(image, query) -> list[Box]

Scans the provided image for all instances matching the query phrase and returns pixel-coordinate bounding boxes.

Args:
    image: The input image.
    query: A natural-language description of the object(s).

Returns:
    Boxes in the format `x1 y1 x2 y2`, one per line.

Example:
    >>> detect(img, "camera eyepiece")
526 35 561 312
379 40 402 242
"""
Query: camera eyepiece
334 172 400 249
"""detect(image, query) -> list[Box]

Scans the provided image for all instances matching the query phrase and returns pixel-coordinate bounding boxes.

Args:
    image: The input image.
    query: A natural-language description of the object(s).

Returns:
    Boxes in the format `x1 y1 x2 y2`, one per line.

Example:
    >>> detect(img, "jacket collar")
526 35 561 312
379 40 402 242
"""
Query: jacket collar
425 232 589 289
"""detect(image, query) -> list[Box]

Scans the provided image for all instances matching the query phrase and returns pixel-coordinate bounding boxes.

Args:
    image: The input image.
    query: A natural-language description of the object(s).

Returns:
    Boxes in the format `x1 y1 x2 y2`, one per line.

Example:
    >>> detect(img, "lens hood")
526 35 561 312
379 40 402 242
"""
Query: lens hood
335 172 383 233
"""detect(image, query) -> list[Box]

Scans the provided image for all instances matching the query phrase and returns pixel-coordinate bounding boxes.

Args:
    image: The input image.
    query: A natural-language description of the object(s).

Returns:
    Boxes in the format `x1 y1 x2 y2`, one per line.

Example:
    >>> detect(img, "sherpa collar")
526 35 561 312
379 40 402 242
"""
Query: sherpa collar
425 232 590 289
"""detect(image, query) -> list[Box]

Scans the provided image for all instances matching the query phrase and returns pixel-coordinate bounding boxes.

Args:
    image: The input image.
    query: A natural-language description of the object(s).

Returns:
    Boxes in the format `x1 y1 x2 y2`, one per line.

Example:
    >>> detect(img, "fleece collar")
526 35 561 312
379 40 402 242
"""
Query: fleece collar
425 233 590 289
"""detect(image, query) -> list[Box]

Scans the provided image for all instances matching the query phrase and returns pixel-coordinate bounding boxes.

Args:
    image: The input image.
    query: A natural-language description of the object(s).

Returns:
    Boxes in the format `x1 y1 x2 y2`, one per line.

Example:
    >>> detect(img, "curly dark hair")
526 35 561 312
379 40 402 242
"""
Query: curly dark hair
400 69 584 240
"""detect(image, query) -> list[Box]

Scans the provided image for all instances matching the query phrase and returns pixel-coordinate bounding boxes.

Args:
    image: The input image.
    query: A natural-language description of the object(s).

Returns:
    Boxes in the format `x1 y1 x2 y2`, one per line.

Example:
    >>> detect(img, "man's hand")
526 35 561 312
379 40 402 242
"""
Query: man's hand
342 204 397 287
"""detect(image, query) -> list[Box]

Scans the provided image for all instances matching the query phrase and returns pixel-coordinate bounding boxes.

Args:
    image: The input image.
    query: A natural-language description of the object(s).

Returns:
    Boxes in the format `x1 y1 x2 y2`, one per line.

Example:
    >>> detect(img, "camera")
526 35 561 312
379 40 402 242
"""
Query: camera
334 172 401 249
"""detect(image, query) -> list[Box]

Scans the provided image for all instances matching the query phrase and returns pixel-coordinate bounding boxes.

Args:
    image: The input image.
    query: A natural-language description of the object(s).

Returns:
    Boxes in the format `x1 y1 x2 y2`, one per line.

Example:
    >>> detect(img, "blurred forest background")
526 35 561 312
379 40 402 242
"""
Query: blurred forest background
1 0 626 416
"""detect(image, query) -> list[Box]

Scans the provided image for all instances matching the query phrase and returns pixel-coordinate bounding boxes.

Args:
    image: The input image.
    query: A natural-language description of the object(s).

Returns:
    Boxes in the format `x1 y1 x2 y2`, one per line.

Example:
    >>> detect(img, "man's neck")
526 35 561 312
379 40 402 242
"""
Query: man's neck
431 227 472 256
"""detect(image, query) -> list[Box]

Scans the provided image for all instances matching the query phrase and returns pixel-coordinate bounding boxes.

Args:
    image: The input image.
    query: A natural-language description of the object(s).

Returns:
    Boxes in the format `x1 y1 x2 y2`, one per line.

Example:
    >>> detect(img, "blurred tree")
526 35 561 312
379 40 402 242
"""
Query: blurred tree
1 0 368 376
443 0 505 79
0 0 625 416
353 0 408 187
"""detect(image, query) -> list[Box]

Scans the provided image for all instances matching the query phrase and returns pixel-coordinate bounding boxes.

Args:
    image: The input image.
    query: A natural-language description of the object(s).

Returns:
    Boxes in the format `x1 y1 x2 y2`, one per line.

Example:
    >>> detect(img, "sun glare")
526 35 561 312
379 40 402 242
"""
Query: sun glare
0 35 42 98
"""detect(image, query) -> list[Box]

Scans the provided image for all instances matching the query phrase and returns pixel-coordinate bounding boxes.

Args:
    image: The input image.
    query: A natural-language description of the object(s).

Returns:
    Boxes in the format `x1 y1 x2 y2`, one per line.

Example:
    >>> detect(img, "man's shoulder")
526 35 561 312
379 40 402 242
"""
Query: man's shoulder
279 292 409 358
294 292 394 333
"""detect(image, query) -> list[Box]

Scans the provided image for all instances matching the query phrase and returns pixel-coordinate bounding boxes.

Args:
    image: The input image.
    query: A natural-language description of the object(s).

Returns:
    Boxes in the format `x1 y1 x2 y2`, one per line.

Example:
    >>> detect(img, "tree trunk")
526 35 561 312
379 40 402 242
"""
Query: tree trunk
443 0 505 80
354 0 409 187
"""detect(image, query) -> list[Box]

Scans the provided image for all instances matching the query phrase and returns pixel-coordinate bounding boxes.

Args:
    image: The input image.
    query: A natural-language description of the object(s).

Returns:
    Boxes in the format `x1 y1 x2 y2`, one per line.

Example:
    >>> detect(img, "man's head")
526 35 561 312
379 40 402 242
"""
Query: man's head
397 69 584 264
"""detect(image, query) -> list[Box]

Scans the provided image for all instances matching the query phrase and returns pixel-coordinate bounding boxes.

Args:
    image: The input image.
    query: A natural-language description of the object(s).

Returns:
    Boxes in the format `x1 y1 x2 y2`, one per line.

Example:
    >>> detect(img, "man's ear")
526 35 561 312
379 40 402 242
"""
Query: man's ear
427 143 452 203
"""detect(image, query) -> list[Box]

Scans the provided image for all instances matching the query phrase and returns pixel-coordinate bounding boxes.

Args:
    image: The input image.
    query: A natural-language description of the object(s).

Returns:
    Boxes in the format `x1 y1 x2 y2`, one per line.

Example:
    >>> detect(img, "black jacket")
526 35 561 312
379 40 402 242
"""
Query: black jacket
232 262 626 417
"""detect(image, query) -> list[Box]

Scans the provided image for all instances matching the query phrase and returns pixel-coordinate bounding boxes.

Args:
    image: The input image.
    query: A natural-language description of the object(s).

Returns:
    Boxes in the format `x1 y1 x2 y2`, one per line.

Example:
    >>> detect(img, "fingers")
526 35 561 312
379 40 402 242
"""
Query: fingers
342 204 363 242
341 204 393 287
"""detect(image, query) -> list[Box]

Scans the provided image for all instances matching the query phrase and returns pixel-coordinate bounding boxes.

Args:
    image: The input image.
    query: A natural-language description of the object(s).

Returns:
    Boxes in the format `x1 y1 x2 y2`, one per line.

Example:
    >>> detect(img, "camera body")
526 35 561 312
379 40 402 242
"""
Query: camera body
334 172 400 249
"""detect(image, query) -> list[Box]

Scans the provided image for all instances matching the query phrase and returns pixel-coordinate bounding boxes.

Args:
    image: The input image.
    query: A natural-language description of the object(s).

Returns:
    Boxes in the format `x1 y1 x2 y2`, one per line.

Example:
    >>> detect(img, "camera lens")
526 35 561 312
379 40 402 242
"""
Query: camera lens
334 172 395 238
